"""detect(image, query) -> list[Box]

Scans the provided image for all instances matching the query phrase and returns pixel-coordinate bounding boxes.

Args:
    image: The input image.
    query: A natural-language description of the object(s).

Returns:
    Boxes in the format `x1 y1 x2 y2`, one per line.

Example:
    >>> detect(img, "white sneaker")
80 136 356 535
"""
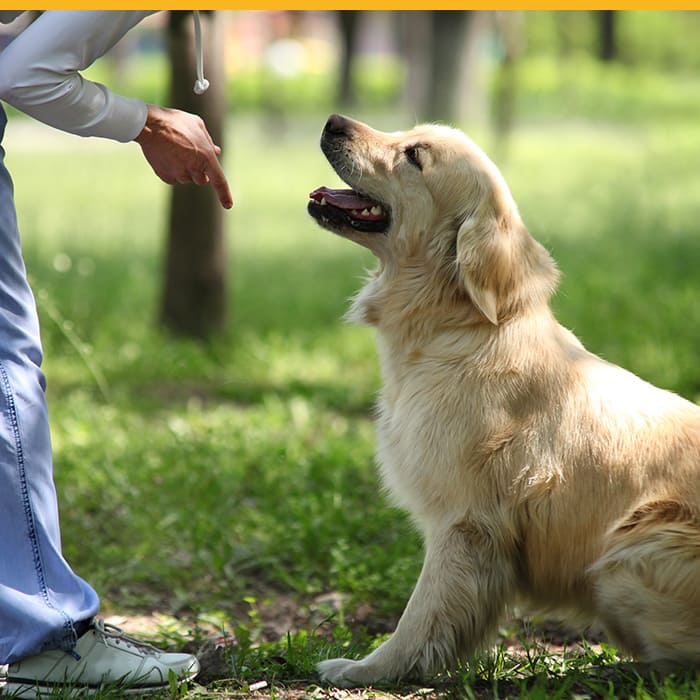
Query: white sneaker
1 619 200 697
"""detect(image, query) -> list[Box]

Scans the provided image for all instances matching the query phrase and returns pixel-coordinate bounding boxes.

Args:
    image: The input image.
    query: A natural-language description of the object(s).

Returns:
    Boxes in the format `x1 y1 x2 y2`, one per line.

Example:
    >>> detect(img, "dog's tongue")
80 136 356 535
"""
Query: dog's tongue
309 186 376 210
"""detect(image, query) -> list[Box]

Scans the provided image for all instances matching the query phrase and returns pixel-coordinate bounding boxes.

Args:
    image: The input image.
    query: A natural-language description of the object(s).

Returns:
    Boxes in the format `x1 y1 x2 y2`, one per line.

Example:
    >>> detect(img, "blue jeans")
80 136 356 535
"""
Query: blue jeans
0 105 99 664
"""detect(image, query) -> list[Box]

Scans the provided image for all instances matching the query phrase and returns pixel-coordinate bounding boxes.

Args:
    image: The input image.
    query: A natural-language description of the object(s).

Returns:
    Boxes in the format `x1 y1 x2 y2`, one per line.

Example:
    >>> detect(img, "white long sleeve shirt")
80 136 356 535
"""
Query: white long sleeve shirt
0 11 157 142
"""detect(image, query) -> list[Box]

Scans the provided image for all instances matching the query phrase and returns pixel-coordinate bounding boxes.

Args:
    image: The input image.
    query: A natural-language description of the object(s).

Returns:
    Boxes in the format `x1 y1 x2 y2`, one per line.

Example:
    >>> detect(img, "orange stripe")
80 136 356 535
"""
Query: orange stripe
28 4 700 10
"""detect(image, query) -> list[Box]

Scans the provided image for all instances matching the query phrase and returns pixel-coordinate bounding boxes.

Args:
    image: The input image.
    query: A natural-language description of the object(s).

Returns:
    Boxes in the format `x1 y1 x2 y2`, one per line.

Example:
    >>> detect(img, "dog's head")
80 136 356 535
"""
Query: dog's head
308 115 558 327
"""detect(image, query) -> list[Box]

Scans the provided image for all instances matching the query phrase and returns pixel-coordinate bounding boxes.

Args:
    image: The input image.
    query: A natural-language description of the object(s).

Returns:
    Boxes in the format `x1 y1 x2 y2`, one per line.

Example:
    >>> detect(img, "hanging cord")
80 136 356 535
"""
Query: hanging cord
193 10 209 95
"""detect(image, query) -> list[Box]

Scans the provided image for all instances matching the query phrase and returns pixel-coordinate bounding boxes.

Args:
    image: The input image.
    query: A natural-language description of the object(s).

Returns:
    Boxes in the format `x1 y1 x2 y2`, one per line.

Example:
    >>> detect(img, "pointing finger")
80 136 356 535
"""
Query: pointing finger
205 157 233 209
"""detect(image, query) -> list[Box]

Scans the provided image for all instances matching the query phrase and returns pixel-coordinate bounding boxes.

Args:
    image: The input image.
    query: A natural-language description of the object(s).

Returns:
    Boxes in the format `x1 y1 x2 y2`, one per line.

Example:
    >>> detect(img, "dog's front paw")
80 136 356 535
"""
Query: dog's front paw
317 657 382 688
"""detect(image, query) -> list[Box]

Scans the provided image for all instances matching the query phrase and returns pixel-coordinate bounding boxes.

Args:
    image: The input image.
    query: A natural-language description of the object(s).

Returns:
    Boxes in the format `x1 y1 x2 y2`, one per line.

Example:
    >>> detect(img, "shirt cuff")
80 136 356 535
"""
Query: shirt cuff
89 88 148 142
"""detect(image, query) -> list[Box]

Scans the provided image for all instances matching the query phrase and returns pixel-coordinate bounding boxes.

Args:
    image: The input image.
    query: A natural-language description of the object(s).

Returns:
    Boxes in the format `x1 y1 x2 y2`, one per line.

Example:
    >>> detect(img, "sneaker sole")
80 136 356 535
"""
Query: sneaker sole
3 671 198 698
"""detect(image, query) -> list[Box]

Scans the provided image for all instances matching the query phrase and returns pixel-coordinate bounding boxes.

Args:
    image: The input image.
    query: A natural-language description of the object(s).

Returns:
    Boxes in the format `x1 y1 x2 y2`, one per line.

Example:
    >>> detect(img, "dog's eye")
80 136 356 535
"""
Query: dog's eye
405 146 423 171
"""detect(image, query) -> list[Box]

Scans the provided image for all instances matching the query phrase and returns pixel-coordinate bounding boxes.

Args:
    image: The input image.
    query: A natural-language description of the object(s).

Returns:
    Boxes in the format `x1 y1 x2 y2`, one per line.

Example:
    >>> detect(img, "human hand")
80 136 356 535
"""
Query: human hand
134 104 233 209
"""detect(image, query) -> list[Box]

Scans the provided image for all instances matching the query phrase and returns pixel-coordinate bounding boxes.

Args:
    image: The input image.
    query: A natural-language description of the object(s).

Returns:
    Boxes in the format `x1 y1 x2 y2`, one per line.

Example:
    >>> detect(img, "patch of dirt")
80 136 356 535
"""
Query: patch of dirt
497 616 606 656
104 596 610 699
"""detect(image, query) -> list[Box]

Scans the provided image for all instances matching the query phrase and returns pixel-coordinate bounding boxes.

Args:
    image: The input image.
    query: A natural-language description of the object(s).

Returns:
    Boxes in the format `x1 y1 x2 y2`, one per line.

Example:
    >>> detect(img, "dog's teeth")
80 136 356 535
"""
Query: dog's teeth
320 197 327 206
362 209 370 216
351 209 360 215
370 206 383 216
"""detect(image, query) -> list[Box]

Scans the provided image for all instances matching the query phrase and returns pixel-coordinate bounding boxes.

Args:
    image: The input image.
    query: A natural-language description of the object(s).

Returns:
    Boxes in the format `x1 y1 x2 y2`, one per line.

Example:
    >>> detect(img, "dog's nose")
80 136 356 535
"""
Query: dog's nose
324 114 351 138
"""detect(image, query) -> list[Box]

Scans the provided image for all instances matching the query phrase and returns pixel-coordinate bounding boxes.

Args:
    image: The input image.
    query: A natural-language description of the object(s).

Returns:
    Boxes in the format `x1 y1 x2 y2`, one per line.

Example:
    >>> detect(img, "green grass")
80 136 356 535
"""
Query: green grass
6 64 700 697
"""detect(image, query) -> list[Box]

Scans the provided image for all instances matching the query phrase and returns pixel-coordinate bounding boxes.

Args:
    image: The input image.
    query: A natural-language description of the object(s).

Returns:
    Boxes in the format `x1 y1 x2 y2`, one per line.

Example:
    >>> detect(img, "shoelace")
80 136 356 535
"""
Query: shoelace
91 619 160 655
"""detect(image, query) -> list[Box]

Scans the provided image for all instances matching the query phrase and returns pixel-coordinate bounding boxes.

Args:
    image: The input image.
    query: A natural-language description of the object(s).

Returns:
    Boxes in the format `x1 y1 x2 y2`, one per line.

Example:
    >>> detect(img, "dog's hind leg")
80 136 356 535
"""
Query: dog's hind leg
590 499 700 668
318 520 516 687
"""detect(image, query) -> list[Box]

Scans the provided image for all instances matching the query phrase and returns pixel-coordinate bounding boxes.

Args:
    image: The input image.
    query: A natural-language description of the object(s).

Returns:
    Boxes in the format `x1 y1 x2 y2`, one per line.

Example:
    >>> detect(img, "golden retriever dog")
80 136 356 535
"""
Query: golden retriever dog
307 114 700 687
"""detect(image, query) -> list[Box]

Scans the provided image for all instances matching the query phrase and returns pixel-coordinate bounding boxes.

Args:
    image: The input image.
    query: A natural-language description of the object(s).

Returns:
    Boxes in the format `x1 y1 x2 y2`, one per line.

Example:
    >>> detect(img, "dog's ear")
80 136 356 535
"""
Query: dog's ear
455 210 514 325
456 204 559 325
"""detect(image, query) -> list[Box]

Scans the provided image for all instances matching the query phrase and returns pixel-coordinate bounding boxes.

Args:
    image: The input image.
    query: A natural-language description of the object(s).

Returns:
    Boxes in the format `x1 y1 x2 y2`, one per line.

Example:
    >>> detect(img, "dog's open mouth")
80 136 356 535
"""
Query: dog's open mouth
308 186 390 234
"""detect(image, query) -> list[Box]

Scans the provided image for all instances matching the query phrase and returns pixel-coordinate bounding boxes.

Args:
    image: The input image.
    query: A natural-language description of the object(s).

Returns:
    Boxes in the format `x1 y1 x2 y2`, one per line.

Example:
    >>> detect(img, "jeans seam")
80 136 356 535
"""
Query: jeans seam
0 360 74 647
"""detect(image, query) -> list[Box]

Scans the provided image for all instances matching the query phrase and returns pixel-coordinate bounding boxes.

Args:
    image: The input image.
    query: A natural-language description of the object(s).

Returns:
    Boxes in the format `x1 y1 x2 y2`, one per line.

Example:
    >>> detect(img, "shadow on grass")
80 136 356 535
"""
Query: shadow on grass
190 629 700 700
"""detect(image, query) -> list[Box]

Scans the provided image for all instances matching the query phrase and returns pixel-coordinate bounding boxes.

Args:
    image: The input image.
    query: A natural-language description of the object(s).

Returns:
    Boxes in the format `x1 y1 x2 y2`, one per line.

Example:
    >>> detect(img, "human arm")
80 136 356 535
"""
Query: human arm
0 10 232 208
0 10 155 141
134 104 233 209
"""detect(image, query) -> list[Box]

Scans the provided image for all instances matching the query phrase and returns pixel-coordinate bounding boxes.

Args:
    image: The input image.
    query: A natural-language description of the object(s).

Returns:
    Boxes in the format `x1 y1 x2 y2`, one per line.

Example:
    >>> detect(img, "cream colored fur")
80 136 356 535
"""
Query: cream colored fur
313 116 700 687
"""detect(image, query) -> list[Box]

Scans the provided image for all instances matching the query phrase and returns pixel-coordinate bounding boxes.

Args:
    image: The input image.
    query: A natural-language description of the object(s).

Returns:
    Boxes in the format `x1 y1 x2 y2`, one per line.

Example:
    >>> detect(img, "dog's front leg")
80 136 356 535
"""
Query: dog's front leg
318 521 515 687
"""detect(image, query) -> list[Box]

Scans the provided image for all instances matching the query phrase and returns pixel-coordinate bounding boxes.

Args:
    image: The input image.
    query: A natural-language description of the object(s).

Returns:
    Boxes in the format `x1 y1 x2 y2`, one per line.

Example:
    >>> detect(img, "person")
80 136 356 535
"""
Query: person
0 10 232 697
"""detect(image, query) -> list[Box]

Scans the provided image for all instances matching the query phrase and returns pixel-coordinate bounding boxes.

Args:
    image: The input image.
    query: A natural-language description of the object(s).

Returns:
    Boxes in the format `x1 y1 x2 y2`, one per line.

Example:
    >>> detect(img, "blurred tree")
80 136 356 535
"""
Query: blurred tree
427 11 471 123
598 10 617 61
161 10 227 338
491 11 524 158
396 11 431 118
337 11 360 107
397 11 473 124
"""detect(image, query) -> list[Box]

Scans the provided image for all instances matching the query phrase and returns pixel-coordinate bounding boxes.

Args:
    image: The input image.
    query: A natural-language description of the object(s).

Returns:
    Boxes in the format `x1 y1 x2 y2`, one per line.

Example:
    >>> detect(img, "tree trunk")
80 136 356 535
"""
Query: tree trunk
396 11 432 118
598 10 617 62
491 11 523 159
337 11 360 107
426 10 471 123
160 10 227 338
